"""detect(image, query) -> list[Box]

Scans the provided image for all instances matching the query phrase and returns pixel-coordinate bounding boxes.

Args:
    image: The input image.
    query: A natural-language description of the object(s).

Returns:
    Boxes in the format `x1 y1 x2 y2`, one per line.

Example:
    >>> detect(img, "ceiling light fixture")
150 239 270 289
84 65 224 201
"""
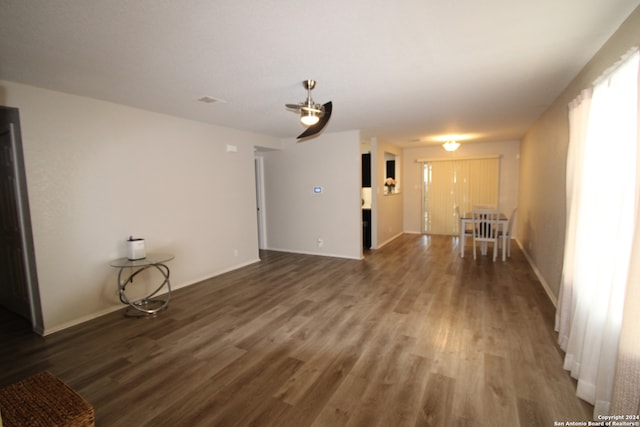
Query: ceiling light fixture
285 80 333 139
300 109 320 126
443 140 460 151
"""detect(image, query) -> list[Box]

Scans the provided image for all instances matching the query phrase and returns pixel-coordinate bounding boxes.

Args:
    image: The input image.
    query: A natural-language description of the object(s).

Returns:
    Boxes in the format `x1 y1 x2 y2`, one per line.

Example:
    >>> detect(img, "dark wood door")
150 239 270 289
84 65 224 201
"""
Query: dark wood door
0 107 33 321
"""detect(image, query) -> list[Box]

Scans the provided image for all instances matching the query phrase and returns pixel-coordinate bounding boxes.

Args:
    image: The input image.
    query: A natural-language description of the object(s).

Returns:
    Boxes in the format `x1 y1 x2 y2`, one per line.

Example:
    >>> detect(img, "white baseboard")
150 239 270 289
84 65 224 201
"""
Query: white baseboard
174 258 262 291
42 257 264 336
515 239 558 307
43 305 123 336
375 232 404 249
265 246 361 260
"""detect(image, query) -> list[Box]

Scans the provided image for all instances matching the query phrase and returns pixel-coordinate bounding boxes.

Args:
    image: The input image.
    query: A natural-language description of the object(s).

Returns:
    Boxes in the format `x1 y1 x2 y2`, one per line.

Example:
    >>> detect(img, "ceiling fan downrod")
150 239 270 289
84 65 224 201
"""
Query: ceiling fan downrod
303 80 316 107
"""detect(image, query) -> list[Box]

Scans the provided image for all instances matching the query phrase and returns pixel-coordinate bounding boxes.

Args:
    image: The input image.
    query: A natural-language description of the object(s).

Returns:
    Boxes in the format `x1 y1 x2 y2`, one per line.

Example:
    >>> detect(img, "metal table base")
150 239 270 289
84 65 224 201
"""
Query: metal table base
110 253 174 317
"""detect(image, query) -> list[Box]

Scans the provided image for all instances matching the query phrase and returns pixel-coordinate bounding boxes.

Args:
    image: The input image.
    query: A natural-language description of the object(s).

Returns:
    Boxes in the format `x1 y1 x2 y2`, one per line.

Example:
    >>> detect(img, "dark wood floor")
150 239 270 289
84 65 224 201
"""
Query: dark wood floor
0 234 593 426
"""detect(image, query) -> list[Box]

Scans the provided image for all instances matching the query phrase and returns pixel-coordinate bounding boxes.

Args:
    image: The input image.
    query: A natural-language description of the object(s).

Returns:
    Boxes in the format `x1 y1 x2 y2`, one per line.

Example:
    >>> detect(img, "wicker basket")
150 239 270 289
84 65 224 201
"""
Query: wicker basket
0 371 94 427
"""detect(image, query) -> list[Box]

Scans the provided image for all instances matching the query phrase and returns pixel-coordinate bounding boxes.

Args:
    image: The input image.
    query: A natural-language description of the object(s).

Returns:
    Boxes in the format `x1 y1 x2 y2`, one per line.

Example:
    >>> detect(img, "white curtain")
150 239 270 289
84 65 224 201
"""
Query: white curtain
556 88 592 348
556 48 640 417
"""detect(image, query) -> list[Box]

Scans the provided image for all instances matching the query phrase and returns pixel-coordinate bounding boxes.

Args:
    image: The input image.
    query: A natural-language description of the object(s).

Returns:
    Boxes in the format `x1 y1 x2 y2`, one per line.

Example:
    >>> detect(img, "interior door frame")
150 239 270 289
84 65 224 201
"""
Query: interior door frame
1 106 43 334
254 156 267 250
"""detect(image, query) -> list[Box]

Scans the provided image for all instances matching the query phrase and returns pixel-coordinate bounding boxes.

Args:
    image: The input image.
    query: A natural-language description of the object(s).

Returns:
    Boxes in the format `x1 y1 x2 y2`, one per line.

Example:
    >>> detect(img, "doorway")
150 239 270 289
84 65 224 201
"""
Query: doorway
254 156 266 250
0 106 42 332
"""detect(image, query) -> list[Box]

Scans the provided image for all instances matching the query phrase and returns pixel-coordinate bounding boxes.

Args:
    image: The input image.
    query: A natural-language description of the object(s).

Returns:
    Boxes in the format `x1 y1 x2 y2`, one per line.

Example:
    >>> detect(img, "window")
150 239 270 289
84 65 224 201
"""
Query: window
557 47 639 417
422 156 500 234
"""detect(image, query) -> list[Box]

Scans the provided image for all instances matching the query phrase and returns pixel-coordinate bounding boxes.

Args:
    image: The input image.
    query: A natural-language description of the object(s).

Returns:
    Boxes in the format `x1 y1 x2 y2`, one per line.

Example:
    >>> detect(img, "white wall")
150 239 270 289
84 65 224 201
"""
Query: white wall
374 139 404 248
261 130 362 259
1 80 281 333
402 140 521 234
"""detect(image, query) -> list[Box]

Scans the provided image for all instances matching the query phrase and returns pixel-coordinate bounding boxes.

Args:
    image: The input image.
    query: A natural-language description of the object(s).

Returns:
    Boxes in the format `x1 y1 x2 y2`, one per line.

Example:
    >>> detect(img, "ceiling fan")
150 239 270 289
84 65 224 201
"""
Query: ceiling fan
286 80 332 140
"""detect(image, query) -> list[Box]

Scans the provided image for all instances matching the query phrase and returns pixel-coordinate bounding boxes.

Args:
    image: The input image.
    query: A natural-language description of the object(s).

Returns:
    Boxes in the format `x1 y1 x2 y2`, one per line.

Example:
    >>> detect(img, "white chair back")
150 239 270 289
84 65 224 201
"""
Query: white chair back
473 204 497 210
471 209 500 261
472 210 499 240
500 208 518 260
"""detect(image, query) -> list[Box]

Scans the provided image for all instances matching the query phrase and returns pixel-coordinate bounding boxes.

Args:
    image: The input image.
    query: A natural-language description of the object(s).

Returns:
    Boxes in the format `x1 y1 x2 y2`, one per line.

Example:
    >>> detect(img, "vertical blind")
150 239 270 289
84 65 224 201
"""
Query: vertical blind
422 157 500 235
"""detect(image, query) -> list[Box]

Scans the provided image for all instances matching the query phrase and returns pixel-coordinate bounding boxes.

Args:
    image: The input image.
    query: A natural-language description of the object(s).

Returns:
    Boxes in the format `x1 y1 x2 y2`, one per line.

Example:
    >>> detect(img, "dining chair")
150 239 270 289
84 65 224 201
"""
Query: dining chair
456 206 473 256
499 208 518 260
472 209 500 261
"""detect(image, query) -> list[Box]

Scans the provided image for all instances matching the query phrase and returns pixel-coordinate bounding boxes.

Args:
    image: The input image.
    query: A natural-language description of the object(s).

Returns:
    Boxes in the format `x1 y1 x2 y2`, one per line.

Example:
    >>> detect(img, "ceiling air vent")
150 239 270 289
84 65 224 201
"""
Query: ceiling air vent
197 96 226 104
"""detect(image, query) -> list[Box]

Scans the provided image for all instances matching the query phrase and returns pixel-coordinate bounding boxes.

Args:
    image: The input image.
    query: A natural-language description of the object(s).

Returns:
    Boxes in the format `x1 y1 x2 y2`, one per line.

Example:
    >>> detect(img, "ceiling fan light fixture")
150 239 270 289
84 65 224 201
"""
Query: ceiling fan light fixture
300 111 320 126
443 140 460 151
285 80 333 139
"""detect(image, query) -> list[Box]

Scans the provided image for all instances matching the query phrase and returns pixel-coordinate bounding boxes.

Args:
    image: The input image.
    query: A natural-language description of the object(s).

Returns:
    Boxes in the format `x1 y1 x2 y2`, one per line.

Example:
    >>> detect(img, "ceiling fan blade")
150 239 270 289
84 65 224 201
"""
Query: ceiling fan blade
297 101 332 140
285 103 302 111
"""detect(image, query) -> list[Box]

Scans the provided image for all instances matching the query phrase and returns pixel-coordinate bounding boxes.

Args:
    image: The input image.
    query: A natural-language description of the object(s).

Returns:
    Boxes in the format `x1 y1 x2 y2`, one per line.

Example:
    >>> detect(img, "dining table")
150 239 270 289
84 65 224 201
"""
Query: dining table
460 211 509 261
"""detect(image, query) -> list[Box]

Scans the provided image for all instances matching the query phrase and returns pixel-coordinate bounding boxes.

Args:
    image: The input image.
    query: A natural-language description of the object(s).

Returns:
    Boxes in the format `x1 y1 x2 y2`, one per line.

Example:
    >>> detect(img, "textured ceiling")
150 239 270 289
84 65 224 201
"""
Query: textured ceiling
1 0 638 146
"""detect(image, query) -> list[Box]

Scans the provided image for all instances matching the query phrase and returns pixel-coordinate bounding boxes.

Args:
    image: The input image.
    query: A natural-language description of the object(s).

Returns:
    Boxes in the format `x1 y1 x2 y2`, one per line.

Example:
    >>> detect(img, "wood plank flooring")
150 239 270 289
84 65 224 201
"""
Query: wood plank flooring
0 234 593 426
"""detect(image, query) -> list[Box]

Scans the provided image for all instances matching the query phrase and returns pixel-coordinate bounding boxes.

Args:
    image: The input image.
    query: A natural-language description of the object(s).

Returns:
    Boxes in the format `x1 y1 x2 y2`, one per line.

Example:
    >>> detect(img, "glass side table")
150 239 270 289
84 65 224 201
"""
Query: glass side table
109 253 174 317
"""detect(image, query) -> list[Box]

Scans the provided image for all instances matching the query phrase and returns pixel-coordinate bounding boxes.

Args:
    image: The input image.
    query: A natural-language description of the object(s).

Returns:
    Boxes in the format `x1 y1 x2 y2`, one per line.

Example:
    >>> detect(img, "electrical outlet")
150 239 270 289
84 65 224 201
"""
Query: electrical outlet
317 238 323 247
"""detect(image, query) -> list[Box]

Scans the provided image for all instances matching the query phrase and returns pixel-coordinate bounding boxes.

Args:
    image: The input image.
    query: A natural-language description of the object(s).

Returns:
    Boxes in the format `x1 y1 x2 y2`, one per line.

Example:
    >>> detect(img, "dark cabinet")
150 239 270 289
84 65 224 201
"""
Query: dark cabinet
362 209 371 249
362 153 371 249
361 153 371 187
